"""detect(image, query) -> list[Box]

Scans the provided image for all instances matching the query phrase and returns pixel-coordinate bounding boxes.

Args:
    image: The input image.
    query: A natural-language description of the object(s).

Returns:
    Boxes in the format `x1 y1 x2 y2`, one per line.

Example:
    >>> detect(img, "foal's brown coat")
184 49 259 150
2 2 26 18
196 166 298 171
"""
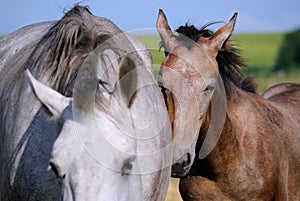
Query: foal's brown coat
157 10 300 200
180 85 300 200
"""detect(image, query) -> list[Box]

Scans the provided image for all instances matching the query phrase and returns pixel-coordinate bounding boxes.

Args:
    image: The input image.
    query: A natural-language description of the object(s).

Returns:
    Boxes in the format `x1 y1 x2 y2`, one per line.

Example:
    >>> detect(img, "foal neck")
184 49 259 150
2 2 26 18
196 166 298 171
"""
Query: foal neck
192 87 256 175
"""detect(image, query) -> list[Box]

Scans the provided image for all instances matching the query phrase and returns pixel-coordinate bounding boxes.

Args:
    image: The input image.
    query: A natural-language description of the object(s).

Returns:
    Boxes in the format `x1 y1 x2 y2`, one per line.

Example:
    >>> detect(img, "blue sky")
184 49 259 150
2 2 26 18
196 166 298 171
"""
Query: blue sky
1 0 300 35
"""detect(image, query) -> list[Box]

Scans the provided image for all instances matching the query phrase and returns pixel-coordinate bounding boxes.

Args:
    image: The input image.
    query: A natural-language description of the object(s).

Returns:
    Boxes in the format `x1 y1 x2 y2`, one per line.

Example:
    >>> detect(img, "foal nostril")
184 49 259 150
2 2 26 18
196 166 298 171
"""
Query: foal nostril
181 153 191 168
186 153 191 165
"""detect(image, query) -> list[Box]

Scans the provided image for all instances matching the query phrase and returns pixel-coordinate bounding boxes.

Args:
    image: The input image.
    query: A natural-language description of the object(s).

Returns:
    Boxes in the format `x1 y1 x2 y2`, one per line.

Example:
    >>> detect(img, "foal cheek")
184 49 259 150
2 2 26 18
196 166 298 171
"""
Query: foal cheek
166 92 176 140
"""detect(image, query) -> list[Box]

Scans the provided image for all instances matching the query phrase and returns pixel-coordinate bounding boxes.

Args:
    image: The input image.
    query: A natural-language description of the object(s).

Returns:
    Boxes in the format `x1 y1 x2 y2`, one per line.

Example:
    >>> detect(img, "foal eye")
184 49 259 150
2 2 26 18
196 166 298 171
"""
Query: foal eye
204 84 215 92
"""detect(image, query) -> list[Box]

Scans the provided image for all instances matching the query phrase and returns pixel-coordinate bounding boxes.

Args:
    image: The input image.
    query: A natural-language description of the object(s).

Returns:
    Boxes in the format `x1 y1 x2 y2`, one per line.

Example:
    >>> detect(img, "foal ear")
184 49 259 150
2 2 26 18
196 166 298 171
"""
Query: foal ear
208 13 238 54
25 69 72 119
156 9 173 52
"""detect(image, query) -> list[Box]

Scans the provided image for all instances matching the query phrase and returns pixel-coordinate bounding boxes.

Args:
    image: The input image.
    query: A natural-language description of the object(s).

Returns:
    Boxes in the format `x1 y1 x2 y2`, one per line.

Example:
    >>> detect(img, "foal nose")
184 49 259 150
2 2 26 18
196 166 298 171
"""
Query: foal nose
171 153 191 178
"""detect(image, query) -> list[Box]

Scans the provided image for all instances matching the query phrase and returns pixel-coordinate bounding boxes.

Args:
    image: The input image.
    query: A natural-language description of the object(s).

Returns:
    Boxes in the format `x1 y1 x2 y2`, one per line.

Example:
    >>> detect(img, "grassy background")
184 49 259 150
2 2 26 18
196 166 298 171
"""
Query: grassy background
232 33 284 68
165 179 182 201
232 33 300 93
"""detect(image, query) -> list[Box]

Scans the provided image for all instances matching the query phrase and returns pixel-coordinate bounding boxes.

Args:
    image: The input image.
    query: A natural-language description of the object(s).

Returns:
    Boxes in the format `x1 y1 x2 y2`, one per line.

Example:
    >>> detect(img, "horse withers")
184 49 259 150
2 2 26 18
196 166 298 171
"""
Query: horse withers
0 6 171 201
157 9 300 200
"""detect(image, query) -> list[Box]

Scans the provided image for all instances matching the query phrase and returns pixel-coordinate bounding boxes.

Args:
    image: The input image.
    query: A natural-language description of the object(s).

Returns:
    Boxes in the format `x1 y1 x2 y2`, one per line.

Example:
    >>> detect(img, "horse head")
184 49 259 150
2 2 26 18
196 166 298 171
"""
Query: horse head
25 38 142 201
157 9 236 177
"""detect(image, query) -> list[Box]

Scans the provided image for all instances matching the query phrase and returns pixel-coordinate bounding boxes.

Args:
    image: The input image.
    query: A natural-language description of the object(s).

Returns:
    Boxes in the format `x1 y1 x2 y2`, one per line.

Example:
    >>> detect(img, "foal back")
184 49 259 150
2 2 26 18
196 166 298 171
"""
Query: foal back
264 83 300 199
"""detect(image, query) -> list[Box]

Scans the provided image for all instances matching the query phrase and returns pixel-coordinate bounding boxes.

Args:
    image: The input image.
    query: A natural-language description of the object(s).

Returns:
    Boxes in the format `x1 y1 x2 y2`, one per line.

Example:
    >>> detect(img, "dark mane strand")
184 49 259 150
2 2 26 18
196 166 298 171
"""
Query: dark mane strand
172 24 257 94
175 22 221 42
25 5 112 96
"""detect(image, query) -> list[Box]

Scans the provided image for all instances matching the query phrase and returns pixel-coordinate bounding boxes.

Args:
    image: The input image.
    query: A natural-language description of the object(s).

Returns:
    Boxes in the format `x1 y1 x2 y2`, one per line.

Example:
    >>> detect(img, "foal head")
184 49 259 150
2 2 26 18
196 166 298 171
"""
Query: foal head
157 10 237 177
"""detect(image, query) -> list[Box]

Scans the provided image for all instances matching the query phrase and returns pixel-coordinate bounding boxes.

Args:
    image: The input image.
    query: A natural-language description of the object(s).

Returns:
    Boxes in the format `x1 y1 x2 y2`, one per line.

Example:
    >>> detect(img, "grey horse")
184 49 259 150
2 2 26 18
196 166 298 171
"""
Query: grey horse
0 6 171 201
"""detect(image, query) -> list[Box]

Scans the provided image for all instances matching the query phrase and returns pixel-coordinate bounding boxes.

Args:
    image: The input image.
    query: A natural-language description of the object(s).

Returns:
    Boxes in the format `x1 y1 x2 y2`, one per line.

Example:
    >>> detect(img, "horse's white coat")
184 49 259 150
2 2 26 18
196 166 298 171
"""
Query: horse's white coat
0 6 171 201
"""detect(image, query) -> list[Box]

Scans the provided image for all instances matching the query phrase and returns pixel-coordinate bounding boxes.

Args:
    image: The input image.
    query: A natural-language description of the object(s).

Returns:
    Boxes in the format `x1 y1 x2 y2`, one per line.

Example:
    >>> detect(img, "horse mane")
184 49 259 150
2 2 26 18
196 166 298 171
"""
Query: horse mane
173 23 257 94
25 5 113 96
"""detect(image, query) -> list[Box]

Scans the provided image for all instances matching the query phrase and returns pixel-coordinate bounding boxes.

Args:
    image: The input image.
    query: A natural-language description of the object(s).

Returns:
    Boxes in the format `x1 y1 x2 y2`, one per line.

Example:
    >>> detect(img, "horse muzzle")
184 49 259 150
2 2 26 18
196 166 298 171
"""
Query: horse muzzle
171 152 192 178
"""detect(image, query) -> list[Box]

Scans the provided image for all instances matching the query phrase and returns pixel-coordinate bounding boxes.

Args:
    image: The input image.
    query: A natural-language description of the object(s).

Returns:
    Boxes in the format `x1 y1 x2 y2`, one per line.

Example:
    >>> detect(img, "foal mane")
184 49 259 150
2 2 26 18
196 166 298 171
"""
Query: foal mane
25 5 113 96
174 23 257 94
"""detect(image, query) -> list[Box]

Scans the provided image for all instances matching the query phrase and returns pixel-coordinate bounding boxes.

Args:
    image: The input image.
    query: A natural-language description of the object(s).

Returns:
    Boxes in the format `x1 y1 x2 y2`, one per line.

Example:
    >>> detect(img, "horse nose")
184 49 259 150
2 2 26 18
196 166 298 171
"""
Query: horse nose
171 153 191 177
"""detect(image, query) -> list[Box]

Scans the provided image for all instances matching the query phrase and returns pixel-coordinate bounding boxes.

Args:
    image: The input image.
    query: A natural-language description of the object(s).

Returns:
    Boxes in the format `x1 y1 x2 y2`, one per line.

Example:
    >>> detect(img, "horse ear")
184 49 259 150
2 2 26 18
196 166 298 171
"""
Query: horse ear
73 44 138 113
73 53 99 113
25 69 72 119
208 12 238 54
116 55 137 107
156 9 173 52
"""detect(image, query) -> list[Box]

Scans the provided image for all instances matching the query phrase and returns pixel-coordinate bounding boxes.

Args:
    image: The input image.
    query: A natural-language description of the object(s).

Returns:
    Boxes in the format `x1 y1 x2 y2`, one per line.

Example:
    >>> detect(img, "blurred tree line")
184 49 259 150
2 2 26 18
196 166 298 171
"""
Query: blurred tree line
274 28 300 71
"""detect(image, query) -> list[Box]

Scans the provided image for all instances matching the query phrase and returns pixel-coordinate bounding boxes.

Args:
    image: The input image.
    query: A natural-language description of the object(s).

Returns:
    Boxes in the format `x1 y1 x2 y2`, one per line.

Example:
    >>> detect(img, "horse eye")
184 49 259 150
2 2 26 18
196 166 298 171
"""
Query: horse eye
48 162 59 177
121 160 134 176
124 162 133 170
48 162 65 181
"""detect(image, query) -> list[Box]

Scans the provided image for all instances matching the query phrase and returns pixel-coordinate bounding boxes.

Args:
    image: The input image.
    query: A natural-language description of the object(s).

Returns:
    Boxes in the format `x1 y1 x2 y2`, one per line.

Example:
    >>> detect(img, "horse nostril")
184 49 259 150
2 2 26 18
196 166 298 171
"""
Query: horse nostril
186 153 191 165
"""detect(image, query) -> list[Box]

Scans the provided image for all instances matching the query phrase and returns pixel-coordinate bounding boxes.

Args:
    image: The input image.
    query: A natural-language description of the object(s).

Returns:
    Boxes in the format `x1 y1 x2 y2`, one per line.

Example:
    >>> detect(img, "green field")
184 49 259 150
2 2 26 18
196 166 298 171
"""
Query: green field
134 35 165 70
232 33 299 93
232 33 284 68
